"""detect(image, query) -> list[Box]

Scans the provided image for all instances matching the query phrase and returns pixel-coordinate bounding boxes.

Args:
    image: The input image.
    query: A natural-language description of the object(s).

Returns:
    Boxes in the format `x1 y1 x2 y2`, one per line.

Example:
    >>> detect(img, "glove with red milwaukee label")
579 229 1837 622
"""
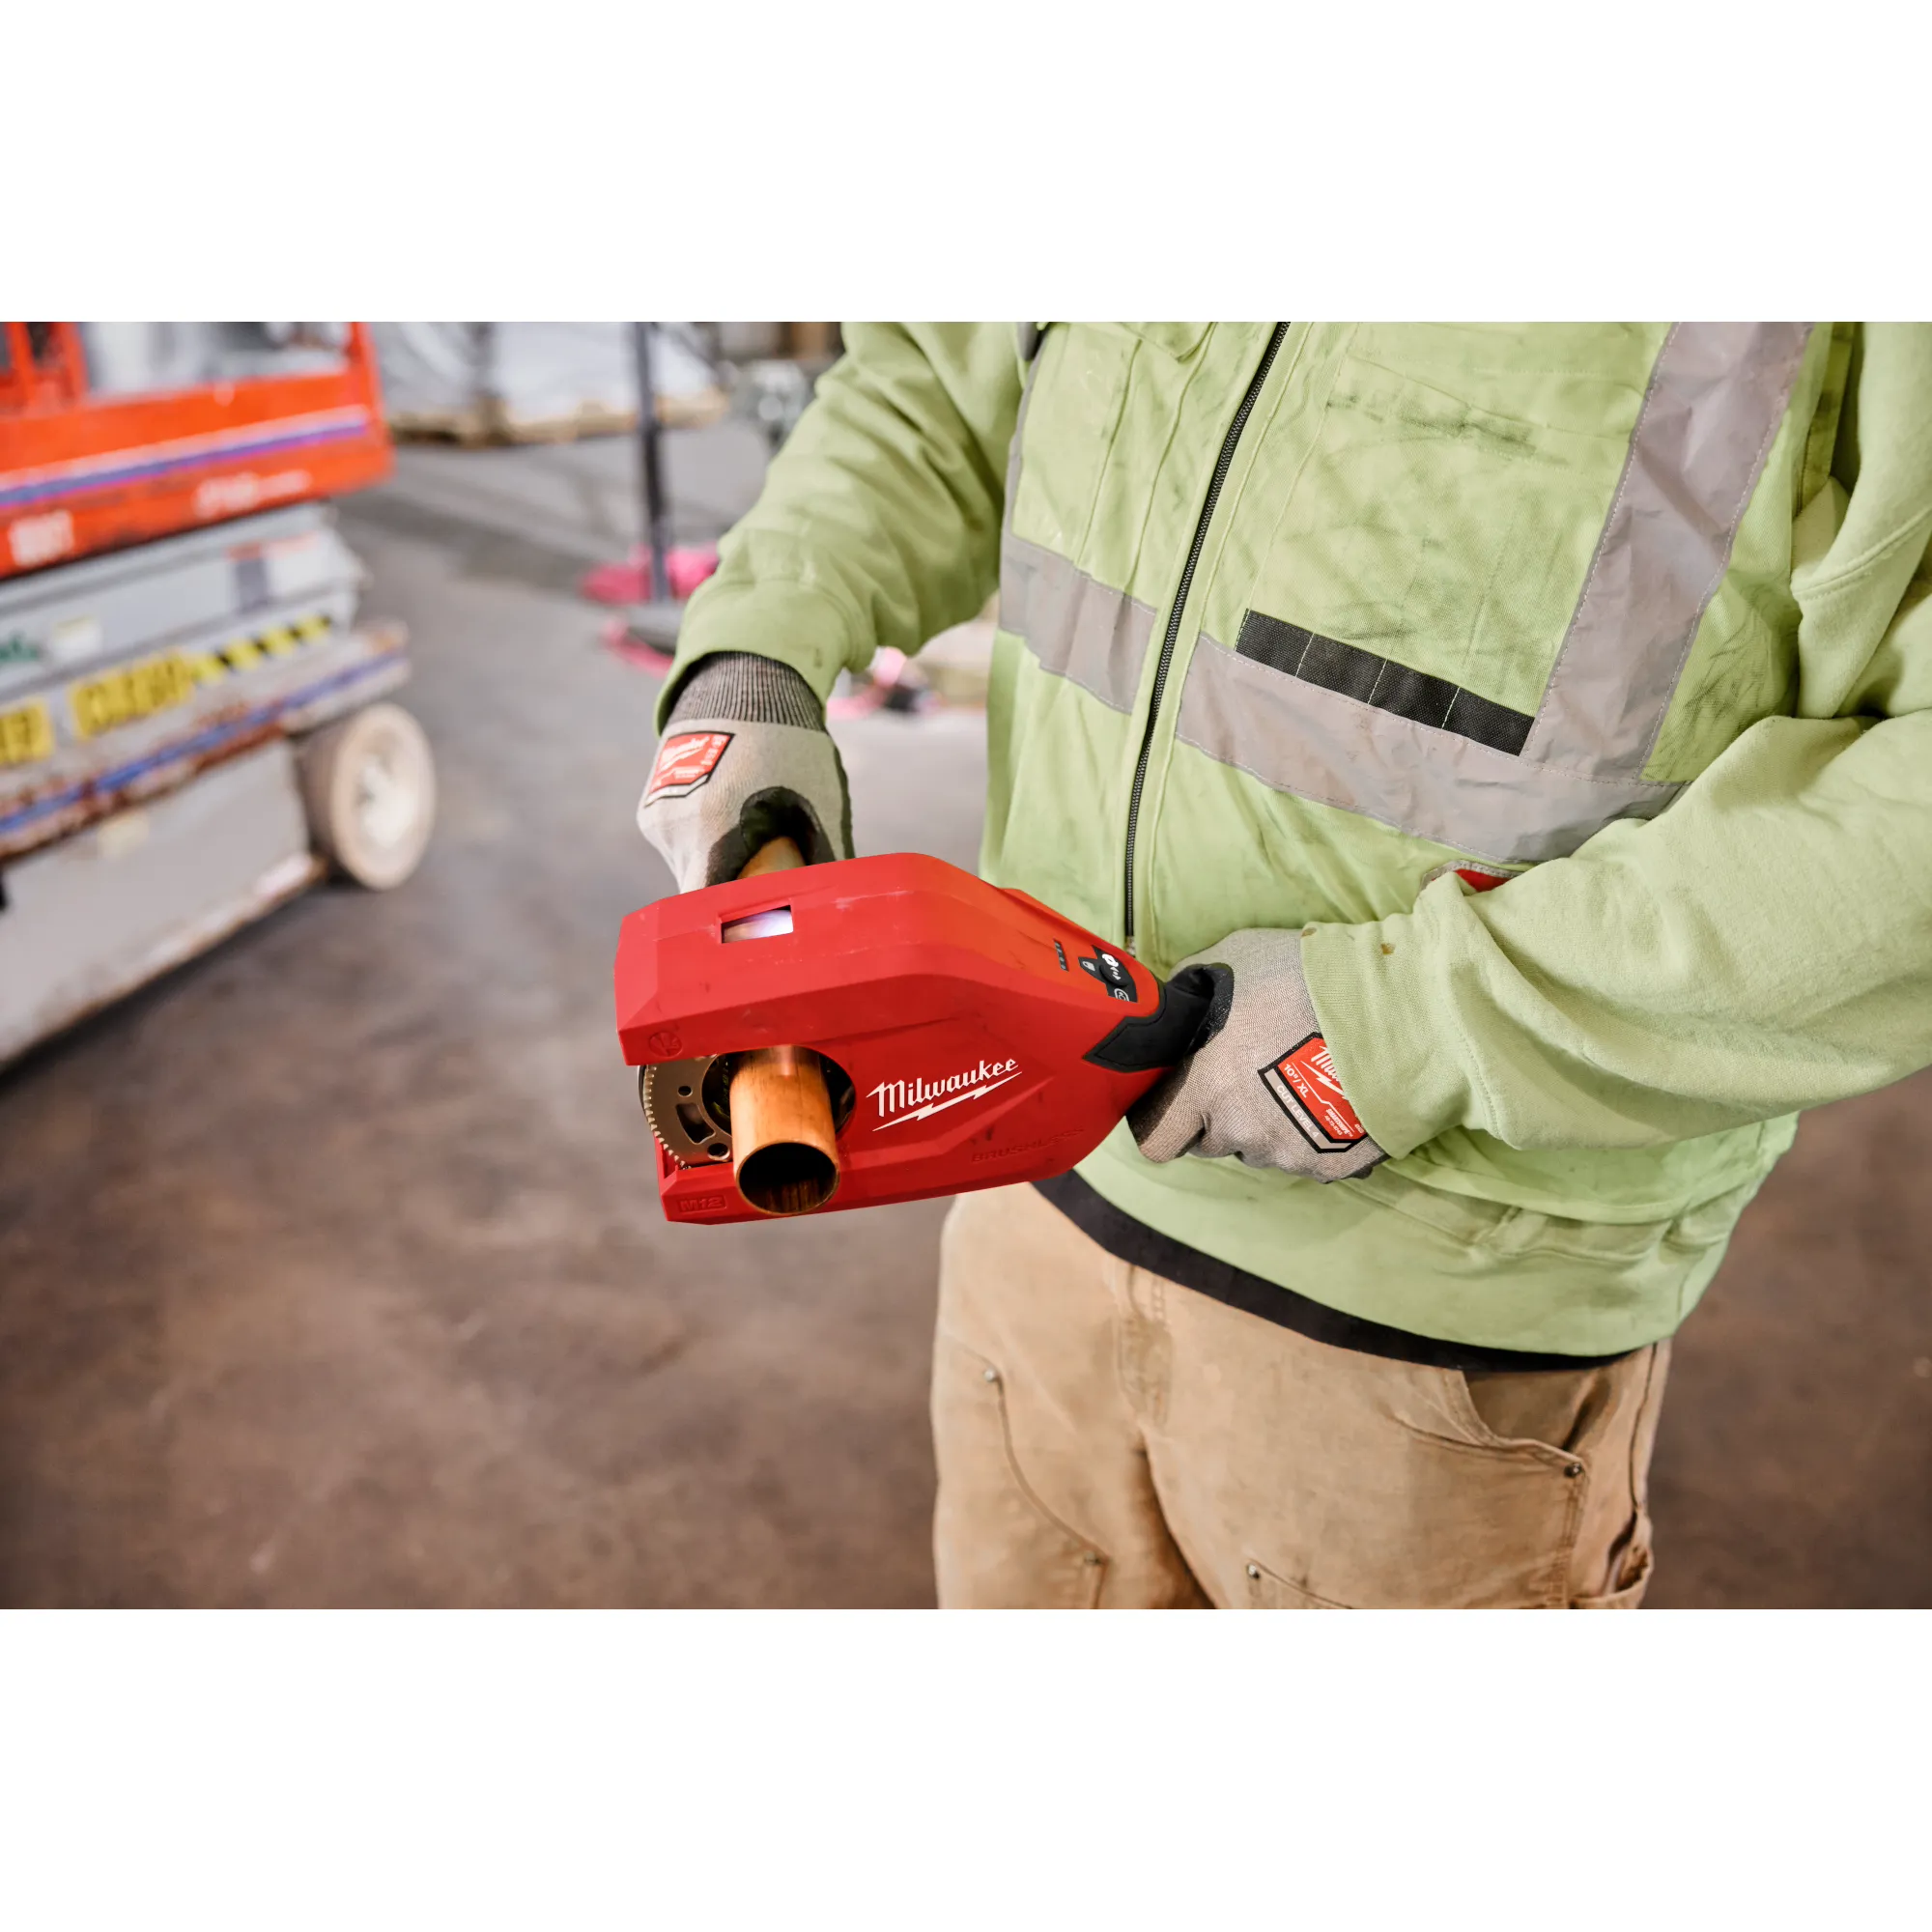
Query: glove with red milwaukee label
637 653 853 892
1127 928 1385 1182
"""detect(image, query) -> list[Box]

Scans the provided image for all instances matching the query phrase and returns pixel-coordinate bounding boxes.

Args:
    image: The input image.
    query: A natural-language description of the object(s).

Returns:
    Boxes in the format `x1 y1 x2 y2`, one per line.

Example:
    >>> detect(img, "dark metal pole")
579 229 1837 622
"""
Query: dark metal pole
634 322 672 603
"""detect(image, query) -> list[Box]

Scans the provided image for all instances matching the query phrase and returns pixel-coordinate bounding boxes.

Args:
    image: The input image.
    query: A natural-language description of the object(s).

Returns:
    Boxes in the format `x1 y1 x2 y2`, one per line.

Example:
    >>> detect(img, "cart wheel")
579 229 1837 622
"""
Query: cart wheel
298 702 437 890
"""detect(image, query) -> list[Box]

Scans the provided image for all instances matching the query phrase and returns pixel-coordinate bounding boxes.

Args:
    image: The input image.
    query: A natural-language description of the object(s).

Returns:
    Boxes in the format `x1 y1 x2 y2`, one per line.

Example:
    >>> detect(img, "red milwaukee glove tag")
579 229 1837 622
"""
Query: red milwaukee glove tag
646 729 733 801
1261 1033 1368 1154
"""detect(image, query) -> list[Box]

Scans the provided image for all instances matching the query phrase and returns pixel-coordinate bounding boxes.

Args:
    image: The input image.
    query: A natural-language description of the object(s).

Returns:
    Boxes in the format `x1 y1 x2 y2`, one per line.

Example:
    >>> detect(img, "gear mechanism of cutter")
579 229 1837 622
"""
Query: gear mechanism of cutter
640 1056 735 1166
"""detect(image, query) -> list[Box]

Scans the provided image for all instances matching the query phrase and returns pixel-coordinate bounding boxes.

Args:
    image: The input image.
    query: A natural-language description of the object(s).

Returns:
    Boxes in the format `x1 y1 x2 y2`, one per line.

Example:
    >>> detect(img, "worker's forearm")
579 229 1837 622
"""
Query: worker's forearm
1305 711 1932 1157
659 324 1021 731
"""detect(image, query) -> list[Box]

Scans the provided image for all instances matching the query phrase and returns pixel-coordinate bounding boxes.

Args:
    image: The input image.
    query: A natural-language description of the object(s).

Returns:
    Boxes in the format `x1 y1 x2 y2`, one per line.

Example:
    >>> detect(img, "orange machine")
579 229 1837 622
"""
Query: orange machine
0 323 392 579
0 324 433 1068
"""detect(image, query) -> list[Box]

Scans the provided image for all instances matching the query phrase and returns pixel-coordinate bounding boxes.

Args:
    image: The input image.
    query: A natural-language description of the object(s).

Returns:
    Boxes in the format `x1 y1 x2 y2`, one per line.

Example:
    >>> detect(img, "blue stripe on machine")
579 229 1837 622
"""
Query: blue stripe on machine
0 415 373 512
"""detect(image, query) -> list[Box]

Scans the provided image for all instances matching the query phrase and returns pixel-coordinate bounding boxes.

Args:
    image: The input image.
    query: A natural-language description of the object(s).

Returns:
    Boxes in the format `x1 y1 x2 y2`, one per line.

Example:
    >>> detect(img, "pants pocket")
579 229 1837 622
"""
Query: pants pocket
930 1328 1110 1608
1241 1556 1349 1609
1572 1537 1653 1609
1450 1346 1668 1608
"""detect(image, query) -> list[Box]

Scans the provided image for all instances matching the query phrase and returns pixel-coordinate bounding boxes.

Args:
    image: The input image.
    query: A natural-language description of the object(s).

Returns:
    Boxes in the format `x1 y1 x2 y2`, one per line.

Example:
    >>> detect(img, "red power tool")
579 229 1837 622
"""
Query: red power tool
613 852 1218 1224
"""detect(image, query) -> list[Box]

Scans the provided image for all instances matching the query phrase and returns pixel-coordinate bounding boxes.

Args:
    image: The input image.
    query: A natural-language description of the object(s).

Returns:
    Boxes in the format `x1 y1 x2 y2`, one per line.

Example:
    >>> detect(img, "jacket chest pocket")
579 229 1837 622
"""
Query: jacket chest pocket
1166 325 1744 871
1006 324 1229 584
1232 326 1663 723
1007 326 1138 564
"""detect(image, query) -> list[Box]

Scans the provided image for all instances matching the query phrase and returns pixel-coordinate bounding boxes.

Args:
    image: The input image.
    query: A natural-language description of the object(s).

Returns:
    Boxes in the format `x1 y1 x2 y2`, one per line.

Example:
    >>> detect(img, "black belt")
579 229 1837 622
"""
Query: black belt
1031 1171 1634 1376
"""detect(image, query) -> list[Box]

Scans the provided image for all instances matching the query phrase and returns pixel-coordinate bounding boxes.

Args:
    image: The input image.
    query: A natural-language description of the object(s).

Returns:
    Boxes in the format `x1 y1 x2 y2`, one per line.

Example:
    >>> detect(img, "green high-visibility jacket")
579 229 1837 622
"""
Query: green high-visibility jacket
661 323 1932 1356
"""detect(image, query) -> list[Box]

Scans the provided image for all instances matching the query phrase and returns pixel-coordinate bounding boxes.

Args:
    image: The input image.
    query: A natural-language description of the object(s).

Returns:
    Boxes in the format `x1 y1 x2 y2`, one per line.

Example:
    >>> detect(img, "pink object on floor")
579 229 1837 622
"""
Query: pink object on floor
829 646 935 718
581 545 719 606
601 615 678 675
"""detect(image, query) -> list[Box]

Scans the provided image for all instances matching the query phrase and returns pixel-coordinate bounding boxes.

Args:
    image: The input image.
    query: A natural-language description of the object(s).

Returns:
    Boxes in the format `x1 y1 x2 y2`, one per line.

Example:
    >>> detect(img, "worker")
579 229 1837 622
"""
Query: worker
639 324 1932 1608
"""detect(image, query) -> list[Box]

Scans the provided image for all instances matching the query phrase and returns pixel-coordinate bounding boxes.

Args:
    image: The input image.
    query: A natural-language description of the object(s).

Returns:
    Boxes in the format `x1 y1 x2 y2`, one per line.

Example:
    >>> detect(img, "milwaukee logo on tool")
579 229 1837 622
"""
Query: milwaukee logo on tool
645 729 733 801
1261 1033 1367 1151
871 1059 1021 1130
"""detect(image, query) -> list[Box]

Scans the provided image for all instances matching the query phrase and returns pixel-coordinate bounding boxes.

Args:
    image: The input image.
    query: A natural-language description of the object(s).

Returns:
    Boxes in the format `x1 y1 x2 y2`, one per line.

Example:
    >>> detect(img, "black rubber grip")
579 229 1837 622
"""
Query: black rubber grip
1083 964 1231 1073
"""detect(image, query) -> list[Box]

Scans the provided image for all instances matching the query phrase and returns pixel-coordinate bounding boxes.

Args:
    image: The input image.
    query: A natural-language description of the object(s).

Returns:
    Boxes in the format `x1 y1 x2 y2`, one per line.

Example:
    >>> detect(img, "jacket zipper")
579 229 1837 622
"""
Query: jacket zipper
1122 321 1290 952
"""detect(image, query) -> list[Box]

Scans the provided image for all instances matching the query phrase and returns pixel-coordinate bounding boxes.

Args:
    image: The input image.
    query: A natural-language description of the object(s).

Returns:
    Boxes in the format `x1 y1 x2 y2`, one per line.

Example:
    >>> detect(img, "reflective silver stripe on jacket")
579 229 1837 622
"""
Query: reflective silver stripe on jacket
1521 323 1814 776
999 534 1153 715
1178 646 1678 864
1175 322 1814 864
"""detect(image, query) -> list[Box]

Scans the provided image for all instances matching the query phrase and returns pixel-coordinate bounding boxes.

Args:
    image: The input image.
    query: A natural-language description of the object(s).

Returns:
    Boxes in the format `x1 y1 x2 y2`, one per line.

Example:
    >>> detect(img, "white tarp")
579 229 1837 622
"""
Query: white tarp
77 324 349 394
370 323 719 440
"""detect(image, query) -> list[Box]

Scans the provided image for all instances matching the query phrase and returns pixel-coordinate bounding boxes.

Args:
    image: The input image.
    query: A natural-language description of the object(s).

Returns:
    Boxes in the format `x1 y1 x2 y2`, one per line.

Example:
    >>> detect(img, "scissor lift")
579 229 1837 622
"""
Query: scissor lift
0 323 435 1065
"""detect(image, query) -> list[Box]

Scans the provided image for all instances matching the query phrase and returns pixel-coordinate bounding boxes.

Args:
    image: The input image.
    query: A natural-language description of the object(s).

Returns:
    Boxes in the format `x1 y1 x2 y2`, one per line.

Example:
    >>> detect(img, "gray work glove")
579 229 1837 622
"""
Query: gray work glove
1128 928 1385 1182
637 653 853 892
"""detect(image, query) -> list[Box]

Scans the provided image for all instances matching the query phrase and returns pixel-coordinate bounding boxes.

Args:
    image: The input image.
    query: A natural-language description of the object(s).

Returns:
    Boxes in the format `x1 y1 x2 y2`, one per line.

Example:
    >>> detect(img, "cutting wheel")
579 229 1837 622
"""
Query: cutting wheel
640 1057 734 1166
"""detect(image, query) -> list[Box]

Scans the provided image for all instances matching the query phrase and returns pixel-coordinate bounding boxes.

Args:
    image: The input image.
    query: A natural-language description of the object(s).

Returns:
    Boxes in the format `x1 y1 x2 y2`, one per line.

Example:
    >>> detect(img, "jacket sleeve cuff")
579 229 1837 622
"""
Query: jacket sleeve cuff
653 576 864 734
1297 882 1483 1160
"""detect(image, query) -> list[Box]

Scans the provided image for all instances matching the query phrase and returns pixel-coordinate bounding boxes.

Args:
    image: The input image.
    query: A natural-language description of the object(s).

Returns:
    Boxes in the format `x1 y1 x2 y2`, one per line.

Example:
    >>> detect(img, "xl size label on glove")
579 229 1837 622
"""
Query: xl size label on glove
645 729 733 801
1262 1034 1367 1152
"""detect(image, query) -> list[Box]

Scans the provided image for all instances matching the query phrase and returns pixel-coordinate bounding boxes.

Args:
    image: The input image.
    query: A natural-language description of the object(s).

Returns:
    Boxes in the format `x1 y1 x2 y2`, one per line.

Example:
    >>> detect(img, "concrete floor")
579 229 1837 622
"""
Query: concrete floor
0 428 1925 1606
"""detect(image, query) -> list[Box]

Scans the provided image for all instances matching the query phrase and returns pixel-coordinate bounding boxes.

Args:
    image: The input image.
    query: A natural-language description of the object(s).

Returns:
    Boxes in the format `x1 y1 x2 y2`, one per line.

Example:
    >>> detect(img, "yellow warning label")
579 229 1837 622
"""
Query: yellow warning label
188 611 337 687
69 652 198 740
57 612 339 738
0 697 54 767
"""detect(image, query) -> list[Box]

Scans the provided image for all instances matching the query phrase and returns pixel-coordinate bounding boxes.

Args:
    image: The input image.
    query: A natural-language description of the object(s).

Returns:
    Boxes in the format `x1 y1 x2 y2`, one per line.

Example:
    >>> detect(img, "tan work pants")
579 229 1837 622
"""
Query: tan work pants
931 1183 1669 1608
